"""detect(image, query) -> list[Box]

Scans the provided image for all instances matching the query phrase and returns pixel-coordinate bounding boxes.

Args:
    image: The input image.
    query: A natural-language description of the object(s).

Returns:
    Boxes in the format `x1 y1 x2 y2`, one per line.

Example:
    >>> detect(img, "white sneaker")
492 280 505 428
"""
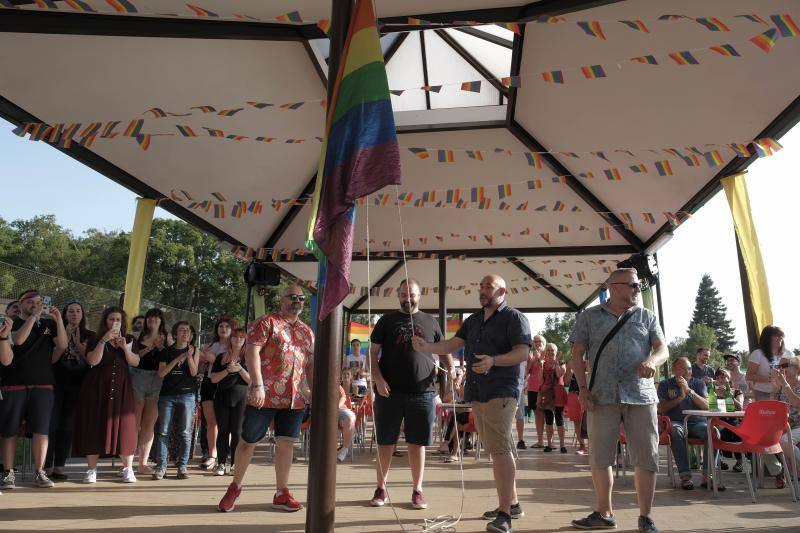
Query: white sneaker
121 467 137 483
214 463 225 476
337 448 349 462
83 469 97 484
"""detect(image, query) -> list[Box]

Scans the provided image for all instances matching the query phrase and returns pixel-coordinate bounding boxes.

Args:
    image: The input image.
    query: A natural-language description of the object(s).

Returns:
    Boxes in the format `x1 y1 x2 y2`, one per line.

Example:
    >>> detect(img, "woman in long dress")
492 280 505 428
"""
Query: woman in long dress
73 307 140 483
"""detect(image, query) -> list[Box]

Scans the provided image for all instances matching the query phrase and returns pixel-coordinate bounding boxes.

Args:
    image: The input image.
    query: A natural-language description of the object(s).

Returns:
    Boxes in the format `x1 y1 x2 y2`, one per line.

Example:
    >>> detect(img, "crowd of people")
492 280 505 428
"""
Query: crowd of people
1 270 798 533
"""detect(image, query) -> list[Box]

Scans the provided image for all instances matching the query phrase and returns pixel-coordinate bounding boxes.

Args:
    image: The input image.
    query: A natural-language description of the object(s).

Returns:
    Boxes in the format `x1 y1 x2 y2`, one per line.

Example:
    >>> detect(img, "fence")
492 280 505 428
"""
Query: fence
0 260 201 332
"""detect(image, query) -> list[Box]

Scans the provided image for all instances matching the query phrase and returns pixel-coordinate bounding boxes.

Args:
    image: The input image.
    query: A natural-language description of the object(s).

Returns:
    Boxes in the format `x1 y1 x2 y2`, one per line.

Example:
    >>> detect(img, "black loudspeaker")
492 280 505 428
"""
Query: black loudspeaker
244 262 281 286
617 254 658 286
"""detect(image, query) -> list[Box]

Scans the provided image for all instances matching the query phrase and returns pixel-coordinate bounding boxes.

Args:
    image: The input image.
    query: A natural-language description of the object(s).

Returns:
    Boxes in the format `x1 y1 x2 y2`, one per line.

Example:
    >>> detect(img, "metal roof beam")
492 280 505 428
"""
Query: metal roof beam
434 29 508 97
349 260 404 312
453 27 512 49
383 32 409 65
508 257 578 310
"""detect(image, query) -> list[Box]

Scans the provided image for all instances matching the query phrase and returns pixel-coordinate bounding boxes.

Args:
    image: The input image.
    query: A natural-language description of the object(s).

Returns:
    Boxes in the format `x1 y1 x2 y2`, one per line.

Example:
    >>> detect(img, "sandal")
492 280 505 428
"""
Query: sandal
201 457 216 470
392 450 404 458
681 478 694 490
732 462 743 473
442 455 460 463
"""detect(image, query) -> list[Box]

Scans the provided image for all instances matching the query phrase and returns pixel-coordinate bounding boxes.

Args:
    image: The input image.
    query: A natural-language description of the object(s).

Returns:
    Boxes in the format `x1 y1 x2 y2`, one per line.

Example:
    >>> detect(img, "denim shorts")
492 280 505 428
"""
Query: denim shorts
374 390 435 446
129 367 162 402
338 407 355 426
241 406 305 443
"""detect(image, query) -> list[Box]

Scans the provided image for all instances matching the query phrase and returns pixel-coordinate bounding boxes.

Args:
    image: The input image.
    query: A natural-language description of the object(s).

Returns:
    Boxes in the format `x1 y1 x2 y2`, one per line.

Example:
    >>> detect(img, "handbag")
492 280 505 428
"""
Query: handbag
537 388 554 411
588 308 635 392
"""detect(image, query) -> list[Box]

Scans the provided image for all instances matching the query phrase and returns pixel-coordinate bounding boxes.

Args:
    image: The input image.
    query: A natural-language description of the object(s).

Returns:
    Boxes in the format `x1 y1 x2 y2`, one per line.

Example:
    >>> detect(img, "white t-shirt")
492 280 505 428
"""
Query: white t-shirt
346 353 365 369
749 348 792 392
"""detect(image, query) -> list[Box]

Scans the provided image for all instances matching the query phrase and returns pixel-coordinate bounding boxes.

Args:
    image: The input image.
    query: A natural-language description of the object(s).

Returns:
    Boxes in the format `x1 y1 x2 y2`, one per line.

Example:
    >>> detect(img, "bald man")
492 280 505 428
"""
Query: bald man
414 275 531 533
218 284 314 513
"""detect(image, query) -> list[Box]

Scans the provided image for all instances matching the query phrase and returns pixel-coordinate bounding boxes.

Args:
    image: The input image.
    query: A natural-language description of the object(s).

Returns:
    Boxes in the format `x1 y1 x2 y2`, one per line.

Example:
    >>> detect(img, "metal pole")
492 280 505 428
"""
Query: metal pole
306 1 351 531
735 236 759 350
438 258 447 391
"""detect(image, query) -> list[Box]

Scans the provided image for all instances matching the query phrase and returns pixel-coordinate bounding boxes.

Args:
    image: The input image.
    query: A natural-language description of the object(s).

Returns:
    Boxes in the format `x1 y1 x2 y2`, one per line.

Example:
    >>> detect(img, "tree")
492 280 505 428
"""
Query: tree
538 313 576 361
668 323 723 369
689 274 736 352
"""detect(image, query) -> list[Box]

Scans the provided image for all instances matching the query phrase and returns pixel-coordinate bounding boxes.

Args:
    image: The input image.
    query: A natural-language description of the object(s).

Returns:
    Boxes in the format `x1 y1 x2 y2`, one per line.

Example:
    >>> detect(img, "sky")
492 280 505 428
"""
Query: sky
1 119 798 351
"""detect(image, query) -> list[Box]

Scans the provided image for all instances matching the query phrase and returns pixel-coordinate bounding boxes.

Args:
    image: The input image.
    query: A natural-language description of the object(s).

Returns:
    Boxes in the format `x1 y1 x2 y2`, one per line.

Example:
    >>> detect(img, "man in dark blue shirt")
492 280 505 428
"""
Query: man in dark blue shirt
657 356 718 491
691 347 715 384
414 274 531 533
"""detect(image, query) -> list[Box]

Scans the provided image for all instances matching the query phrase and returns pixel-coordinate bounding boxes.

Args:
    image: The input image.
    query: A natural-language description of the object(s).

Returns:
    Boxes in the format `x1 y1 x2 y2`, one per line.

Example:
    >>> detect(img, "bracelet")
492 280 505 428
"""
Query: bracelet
0 336 8 341
250 384 264 390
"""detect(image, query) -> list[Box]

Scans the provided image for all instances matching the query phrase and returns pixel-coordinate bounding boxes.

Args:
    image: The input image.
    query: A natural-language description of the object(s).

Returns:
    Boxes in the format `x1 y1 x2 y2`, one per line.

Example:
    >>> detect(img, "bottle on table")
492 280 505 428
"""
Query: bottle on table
724 383 735 413
707 382 717 410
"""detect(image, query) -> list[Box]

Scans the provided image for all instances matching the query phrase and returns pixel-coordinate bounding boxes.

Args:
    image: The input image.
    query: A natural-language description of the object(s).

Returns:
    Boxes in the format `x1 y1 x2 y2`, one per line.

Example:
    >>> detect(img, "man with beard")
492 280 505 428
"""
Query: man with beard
217 284 314 513
368 279 453 510
414 275 531 533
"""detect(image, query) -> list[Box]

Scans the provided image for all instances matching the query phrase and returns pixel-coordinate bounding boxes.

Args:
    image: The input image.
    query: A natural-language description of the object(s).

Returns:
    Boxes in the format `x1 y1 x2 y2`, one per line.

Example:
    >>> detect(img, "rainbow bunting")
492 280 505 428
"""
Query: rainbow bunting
598 227 611 241
280 102 304 109
729 143 750 157
695 17 730 31
445 189 460 203
591 151 609 161
466 150 484 160
247 101 274 109
629 163 647 173
494 147 512 156
631 55 658 65
317 19 331 34
534 15 566 23
500 76 522 88
681 154 700 167
658 14 690 21
524 152 542 168
615 149 636 156
577 172 594 179
655 160 673 176
603 168 621 181
540 233 551 244
408 147 430 159
619 20 648 32
516 201 528 211
709 44 740 57
750 29 779 53
191 105 216 113
105 0 137 13
455 199 467 209
579 225 589 231
64 0 96 12
541 70 564 84
437 149 454 162
498 183 512 198
176 125 197 137
664 212 681 225
398 192 413 203
663 148 682 157
478 198 491 210
100 121 120 138
204 128 224 137
33 0 57 7
123 119 144 137
186 4 218 17
498 202 511 211
255 136 275 142
704 150 724 167
468 235 477 242
736 14 768 25
771 15 800 37
619 212 633 228
571 206 582 212
484 235 494 245
461 80 482 93
213 204 225 218
553 200 565 211
211 192 226 202
421 191 435 203
527 179 542 189
407 17 429 25
559 151 579 158
248 201 262 214
420 85 443 93
277 10 303 23
577 21 606 39
218 108 243 116
751 137 782 157
135 134 151 151
558 224 569 233
145 108 168 118
552 175 568 183
520 227 530 235
669 51 699 65
501 22 522 35
581 65 607 79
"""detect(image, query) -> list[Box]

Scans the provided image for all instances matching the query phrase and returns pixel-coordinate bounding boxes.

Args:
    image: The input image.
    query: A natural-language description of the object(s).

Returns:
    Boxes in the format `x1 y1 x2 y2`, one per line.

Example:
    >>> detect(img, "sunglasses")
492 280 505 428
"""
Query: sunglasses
285 294 306 302
611 282 642 291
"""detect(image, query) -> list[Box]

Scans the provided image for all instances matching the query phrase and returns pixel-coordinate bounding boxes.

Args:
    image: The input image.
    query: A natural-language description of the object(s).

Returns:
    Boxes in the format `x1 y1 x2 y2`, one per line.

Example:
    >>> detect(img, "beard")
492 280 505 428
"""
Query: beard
400 301 415 313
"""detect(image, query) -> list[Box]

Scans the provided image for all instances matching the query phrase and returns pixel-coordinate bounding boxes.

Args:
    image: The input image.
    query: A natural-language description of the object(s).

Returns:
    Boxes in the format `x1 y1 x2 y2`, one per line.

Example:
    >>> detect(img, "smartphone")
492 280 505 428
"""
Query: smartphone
111 322 121 334
0 314 5 327
42 296 52 306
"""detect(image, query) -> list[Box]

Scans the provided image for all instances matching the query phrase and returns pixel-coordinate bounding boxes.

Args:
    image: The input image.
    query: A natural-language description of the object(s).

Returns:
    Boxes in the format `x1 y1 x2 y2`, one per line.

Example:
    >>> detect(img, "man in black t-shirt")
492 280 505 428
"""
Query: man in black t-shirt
1 290 67 489
368 279 454 510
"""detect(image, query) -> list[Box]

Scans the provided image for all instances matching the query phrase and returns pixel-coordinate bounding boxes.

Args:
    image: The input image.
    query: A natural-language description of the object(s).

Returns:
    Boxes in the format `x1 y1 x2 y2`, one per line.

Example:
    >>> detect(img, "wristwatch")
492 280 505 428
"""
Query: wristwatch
686 389 694 398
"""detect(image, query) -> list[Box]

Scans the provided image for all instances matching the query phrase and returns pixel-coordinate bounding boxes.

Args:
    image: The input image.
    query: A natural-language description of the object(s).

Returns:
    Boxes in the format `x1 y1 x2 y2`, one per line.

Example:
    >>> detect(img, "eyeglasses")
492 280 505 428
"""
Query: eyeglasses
285 294 306 302
611 282 642 291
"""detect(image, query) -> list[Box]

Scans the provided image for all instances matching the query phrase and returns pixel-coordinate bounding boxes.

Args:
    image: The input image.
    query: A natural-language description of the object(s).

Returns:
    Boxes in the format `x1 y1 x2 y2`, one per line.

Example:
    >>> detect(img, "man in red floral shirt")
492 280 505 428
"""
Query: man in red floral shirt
218 284 314 513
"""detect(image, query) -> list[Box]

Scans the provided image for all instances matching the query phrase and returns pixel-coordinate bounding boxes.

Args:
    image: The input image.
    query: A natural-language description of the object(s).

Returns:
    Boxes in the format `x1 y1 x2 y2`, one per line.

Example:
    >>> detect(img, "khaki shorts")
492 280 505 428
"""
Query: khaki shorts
588 403 659 472
472 397 517 455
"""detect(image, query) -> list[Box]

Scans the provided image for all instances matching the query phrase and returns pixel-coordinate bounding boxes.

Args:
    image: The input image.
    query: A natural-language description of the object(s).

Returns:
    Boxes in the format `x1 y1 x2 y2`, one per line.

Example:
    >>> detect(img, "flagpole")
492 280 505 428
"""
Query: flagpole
305 1 352 532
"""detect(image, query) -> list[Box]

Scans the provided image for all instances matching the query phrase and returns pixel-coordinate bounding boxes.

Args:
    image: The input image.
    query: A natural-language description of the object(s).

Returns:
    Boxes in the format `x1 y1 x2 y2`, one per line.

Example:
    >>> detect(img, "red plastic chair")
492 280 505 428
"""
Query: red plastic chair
711 400 797 503
617 416 675 487
460 412 482 461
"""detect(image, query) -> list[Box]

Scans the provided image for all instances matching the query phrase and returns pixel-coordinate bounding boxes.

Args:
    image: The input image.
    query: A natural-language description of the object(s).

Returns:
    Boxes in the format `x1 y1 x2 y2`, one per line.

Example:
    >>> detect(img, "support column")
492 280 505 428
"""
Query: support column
122 198 157 325
305 1 351 531
438 259 447 391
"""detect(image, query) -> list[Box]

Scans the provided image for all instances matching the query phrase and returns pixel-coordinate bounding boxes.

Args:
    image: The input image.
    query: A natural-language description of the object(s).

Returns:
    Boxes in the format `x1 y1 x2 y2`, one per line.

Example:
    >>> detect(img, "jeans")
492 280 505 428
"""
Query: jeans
156 393 196 469
670 418 718 477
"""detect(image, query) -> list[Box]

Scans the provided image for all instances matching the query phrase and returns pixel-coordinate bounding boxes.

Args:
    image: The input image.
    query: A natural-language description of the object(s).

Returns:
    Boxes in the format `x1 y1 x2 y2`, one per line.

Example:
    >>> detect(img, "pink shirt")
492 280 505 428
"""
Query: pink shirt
527 353 544 392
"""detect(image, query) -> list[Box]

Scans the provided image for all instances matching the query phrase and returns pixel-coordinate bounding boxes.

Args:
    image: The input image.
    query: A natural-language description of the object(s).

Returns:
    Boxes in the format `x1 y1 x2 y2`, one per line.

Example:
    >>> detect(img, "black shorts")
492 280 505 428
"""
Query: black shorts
200 377 217 402
528 391 538 411
0 387 55 437
374 390 435 446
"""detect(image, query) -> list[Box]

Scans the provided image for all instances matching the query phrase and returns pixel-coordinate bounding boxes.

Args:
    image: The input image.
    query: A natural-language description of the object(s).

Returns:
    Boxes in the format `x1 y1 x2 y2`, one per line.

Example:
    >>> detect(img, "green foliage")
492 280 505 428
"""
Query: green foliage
689 273 736 352
538 313 576 361
669 323 726 369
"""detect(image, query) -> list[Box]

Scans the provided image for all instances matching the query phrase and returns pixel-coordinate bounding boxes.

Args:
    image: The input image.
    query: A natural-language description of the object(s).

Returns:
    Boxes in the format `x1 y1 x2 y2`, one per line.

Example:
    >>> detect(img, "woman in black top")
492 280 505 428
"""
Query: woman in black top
131 308 170 475
209 328 250 475
197 317 233 470
46 301 93 480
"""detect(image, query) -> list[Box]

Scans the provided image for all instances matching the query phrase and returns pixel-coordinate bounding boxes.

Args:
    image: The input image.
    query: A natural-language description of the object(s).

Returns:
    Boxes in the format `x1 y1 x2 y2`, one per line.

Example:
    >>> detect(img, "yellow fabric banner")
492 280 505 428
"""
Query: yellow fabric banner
721 173 773 333
123 198 157 326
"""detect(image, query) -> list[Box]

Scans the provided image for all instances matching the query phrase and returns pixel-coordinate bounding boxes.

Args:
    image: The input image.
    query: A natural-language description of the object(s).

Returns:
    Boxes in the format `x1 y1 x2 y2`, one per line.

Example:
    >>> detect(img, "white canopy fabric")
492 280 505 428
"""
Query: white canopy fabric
1 0 798 311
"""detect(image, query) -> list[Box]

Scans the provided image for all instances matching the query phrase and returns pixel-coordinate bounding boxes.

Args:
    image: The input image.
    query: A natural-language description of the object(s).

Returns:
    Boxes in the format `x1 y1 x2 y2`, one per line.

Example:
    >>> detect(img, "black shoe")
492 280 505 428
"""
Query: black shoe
486 511 512 533
560 447 568 454
516 440 527 450
720 462 729 471
638 515 659 533
543 446 554 452
49 471 69 481
483 503 524 520
571 511 617 530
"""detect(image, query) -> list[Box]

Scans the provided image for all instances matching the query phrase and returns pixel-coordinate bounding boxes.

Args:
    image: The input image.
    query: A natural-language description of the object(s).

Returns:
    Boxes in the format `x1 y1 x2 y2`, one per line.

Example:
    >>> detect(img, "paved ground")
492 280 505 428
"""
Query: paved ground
3 426 800 532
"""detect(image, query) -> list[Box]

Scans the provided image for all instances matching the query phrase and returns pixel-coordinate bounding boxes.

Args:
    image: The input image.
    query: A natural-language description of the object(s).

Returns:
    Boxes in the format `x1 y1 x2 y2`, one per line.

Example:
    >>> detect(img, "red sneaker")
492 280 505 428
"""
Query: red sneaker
272 487 303 512
369 487 387 507
411 489 427 510
218 482 241 512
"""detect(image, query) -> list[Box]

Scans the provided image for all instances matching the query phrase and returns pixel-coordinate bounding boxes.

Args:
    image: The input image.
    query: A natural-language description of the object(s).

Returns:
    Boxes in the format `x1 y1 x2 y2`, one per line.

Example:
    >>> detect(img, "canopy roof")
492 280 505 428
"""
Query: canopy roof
1 0 798 312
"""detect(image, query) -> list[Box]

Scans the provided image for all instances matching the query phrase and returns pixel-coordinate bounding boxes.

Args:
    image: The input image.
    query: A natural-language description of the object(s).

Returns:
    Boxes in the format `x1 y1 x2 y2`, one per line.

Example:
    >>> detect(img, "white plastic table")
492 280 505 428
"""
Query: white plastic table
682 409 745 496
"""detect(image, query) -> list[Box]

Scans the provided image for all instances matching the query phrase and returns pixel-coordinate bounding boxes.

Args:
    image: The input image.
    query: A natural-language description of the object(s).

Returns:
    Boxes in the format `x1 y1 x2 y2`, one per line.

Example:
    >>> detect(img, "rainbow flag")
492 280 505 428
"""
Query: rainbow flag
478 198 491 210
658 14 689 21
577 172 594 179
655 160 673 176
500 76 522 88
406 17 427 26
437 149 454 162
516 201 528 211
213 204 225 218
306 0 401 320
466 150 484 160
669 51 699 65
175 125 197 137
498 183 511 198
33 0 57 7
771 15 800 37
604 168 621 181
397 192 413 203
187 4 218 17
541 70 564 84
520 227 530 235
527 179 542 189
247 101 274 109
591 151 609 161
751 137 782 157
280 102 305 109
277 10 303 23
524 152 542 168
135 134 151 151
729 143 750 157
578 21 605 39
211 192 226 201
681 154 700 167
499 202 511 211
64 0 96 12
317 19 331 34
710 44 740 57
558 224 569 233
736 14 768 25
553 200 565 211
421 190 435 203
105 0 137 13
501 22 521 35
145 107 168 118
409 147 430 159
123 119 144 137
552 175 567 183
191 105 216 113
445 189 460 203
750 29 779 53
581 65 606 79
218 108 243 116
631 55 658 65
461 80 482 93
704 150 724 167
598 227 611 241
484 235 494 245
571 205 582 212
695 17 730 31
255 136 275 142
540 233 551 244
204 127 224 137
629 163 647 173
619 212 633 229
420 85 442 93
619 19 648 32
